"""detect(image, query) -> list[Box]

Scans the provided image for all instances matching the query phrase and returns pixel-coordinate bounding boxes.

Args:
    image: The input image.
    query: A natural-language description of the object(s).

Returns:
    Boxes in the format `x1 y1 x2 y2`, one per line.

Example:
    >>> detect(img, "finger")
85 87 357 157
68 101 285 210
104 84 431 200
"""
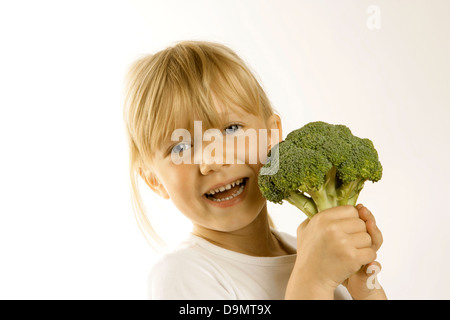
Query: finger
356 248 377 266
337 217 367 234
367 219 383 251
357 205 383 250
320 205 359 220
349 232 372 249
357 205 376 224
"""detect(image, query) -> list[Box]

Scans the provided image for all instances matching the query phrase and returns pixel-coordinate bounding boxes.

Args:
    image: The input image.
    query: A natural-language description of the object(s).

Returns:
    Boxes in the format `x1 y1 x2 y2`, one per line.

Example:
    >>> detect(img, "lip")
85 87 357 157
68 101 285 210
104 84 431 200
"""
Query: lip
203 177 249 208
203 176 247 195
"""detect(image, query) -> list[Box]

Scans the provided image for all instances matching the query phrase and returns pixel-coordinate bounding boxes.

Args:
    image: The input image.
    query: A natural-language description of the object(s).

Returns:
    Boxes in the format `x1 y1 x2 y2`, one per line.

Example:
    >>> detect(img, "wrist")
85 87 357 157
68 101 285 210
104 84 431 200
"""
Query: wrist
285 266 336 300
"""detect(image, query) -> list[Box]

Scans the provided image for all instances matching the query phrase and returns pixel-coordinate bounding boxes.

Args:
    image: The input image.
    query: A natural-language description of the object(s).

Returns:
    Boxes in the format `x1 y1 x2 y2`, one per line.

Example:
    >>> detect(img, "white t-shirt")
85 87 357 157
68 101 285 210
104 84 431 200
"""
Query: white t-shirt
148 230 352 300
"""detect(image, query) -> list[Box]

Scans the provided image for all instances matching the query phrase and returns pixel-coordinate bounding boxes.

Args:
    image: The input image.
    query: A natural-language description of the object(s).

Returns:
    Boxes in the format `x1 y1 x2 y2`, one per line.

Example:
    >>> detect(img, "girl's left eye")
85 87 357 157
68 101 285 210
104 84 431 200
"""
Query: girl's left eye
224 124 242 135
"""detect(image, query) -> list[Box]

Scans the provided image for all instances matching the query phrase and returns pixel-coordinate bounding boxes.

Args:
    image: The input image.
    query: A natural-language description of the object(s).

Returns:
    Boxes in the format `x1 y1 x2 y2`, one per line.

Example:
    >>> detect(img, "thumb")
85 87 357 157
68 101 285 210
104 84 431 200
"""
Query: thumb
356 261 382 277
296 218 309 234
364 261 382 276
295 218 309 240
349 261 382 288
364 261 382 290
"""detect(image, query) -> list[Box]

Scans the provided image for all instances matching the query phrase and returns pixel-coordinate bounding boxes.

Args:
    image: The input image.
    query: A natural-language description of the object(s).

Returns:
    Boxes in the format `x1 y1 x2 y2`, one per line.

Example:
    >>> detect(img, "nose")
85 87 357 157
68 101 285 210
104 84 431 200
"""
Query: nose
200 161 223 175
199 154 228 175
198 139 231 175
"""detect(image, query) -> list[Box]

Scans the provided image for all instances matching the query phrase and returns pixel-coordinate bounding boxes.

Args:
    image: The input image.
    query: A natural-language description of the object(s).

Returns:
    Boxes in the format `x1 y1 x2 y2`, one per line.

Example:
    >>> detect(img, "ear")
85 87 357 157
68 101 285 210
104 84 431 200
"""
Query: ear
265 113 283 150
139 168 170 199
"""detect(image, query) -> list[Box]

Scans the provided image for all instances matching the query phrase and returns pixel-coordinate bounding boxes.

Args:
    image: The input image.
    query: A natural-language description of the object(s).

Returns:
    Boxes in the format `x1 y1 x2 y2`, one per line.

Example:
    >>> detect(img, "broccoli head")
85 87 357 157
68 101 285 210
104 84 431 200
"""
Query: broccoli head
258 121 382 218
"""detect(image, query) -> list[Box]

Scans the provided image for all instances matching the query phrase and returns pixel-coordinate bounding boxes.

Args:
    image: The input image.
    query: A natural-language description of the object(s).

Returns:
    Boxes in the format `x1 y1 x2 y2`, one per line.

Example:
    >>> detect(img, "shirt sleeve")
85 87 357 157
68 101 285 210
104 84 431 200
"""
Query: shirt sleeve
147 251 236 300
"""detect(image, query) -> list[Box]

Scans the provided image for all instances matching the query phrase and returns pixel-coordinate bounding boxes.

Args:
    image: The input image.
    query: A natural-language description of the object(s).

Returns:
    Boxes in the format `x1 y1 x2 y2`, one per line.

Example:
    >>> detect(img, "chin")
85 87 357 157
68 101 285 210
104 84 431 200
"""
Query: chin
216 200 267 232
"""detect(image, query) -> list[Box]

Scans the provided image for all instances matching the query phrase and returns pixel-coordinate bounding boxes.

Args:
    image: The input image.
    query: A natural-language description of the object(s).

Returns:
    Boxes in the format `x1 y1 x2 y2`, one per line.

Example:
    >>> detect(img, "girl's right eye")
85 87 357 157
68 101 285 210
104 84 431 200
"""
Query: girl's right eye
224 124 243 135
171 142 191 154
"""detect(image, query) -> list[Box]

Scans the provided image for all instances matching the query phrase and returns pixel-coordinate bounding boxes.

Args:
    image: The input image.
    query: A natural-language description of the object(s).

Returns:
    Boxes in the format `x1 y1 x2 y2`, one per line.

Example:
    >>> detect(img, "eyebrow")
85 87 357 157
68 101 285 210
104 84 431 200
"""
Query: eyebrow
160 109 247 144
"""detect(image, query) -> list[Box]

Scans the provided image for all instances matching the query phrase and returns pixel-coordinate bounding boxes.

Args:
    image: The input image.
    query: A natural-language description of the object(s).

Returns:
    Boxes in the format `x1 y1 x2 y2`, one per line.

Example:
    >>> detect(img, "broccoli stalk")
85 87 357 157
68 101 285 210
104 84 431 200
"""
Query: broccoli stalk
285 168 366 218
258 121 382 219
286 192 318 219
285 167 337 218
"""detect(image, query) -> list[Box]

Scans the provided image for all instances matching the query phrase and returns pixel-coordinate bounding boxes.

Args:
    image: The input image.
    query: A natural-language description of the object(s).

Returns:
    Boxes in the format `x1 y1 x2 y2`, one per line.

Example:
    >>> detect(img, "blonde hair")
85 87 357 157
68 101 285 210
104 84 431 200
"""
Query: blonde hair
123 41 277 248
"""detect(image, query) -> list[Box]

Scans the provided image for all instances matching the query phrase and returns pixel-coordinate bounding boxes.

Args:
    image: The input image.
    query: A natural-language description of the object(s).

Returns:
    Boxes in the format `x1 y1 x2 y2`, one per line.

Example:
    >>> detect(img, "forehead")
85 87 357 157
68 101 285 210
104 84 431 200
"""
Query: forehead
161 102 250 144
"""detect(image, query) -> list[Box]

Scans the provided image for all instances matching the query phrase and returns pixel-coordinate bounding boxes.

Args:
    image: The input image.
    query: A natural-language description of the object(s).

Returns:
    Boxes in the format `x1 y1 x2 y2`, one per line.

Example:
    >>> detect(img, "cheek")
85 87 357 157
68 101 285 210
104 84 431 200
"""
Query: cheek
163 172 198 218
159 165 193 198
248 163 266 200
167 172 190 190
226 130 271 165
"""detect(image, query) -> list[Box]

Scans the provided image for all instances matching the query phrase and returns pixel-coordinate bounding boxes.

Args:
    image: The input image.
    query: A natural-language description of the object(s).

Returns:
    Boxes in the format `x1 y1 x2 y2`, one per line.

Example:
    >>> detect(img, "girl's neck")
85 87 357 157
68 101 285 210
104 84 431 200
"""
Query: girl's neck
192 206 294 257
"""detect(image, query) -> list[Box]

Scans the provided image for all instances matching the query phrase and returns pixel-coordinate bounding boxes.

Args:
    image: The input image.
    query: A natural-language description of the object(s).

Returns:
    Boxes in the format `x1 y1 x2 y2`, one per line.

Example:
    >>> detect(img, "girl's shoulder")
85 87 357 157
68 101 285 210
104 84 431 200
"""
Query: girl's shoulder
147 234 237 299
150 234 209 274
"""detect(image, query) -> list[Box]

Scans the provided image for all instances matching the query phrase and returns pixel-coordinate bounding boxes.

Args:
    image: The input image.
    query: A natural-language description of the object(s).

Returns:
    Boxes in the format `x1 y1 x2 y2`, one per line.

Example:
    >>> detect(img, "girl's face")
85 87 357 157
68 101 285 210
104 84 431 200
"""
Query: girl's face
145 105 282 234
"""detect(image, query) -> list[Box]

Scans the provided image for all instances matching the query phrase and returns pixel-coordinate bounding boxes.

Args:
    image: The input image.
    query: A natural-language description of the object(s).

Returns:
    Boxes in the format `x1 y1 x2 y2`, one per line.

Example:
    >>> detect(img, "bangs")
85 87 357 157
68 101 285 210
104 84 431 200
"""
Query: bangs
125 41 274 165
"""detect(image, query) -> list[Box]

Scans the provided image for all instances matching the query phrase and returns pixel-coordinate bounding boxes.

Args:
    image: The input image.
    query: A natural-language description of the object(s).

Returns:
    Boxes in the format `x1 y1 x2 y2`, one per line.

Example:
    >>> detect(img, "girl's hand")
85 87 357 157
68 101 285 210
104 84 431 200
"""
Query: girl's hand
342 205 387 300
286 205 377 299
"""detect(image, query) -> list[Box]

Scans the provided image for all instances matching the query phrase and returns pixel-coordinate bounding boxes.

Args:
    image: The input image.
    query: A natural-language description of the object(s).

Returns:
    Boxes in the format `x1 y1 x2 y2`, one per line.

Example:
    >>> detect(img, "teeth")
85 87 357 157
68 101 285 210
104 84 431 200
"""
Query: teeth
208 183 245 202
206 178 245 196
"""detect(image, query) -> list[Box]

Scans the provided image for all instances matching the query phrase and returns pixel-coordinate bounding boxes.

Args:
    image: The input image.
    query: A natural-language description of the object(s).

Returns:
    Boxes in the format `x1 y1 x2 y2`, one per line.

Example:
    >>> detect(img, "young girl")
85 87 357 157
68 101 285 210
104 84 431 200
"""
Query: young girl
123 41 387 300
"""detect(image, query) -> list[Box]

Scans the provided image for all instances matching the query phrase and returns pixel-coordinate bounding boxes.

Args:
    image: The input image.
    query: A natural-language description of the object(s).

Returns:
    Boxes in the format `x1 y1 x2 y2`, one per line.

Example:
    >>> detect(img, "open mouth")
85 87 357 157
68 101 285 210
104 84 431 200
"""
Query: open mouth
204 178 248 202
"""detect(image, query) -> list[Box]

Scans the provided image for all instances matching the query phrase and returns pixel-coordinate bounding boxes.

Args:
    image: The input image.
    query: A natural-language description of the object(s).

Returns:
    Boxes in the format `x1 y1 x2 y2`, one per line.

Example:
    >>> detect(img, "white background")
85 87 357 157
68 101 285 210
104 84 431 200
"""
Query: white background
0 0 449 299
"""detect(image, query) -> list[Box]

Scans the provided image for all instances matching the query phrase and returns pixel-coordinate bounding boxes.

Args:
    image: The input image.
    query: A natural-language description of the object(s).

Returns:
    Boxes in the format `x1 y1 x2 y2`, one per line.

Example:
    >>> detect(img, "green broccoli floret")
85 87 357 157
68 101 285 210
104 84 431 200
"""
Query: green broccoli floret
258 121 382 219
